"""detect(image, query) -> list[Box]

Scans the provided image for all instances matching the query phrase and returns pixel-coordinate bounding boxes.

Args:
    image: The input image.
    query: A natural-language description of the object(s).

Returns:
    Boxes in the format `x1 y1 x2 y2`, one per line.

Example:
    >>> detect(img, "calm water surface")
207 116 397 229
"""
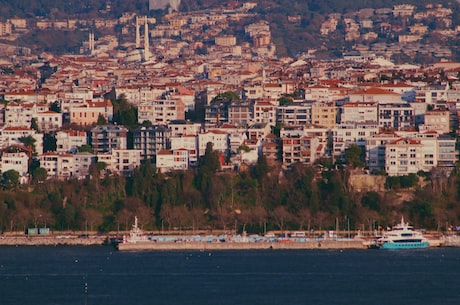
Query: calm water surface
0 246 459 305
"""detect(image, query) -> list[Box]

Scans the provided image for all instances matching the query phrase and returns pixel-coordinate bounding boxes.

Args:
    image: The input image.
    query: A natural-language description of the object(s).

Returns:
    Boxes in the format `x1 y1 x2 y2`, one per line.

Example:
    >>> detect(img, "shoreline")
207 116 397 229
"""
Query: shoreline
0 236 107 246
117 239 367 251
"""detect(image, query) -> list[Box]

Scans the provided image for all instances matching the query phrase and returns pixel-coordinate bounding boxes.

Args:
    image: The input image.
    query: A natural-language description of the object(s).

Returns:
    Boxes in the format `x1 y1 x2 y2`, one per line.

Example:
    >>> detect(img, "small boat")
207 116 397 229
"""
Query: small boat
374 217 429 249
122 216 148 244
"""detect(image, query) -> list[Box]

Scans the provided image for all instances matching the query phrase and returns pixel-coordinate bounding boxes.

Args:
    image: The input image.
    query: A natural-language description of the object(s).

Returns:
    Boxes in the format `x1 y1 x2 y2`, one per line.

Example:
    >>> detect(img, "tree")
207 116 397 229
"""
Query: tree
2 170 20 189
19 135 36 152
50 101 61 113
31 167 48 183
201 142 221 172
43 133 57 152
210 91 240 104
30 118 39 131
77 144 94 153
96 114 108 125
345 144 365 168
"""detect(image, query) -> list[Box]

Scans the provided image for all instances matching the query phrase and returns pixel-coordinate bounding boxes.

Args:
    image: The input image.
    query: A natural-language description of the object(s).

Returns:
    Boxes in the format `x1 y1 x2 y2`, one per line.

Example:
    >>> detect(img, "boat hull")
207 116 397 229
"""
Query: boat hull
380 241 429 249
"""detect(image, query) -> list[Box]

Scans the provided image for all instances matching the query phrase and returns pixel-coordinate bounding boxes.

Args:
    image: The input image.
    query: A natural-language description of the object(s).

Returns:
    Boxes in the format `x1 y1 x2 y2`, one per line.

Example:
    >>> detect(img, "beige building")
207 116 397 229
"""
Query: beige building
70 100 113 126
312 102 336 129
419 109 450 134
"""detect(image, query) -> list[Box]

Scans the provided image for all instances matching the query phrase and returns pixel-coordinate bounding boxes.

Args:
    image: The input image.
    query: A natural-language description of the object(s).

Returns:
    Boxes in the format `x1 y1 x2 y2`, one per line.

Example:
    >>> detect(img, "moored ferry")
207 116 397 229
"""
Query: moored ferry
374 217 429 249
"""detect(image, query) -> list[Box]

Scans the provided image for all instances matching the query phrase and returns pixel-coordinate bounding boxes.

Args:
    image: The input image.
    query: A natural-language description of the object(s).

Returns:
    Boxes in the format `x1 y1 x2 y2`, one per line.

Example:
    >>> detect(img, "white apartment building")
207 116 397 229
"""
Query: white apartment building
348 87 402 104
253 101 277 126
110 149 142 177
39 152 75 180
198 130 229 157
366 131 400 171
34 111 62 132
73 152 96 179
0 126 44 154
156 149 189 173
332 122 379 160
115 86 165 106
56 130 88 153
168 121 201 137
171 134 198 166
138 99 185 125
339 102 377 123
385 138 425 176
5 102 48 127
0 152 29 178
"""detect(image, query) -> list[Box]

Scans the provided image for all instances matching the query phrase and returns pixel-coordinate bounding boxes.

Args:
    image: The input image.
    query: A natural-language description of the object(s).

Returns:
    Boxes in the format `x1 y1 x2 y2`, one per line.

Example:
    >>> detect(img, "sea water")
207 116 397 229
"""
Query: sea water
0 246 459 305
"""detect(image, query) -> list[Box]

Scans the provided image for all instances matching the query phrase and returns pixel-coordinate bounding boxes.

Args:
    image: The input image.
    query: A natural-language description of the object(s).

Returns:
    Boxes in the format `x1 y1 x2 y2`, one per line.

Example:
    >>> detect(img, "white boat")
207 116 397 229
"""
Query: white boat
374 217 429 249
123 216 148 244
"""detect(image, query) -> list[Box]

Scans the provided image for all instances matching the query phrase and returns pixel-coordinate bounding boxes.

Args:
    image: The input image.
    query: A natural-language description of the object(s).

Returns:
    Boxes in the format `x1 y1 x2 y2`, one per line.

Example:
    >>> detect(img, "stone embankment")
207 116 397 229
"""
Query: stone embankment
0 236 106 246
117 239 367 251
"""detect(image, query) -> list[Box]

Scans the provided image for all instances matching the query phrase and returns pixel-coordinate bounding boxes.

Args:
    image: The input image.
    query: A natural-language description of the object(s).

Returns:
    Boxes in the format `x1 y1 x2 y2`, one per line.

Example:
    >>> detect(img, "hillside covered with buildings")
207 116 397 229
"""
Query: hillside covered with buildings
0 1 460 233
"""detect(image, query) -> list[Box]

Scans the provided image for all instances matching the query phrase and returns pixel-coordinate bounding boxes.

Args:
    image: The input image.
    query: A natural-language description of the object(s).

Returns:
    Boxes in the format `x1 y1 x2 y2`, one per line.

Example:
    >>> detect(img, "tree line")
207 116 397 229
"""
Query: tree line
1 142 460 234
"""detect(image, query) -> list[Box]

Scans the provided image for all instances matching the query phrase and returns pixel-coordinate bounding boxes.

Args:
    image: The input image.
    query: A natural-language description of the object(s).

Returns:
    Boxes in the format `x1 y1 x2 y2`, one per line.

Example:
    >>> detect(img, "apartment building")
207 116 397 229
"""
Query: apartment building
419 109 450 134
0 152 29 178
138 99 185 125
70 100 113 126
132 125 171 161
34 111 62 132
385 138 425 176
311 102 337 129
110 149 142 177
339 101 377 123
0 126 44 154
156 149 189 173
171 134 198 166
38 152 75 180
91 125 128 154
282 135 319 167
56 130 88 153
277 102 312 126
228 100 254 126
332 122 379 160
378 103 414 130
198 130 229 157
253 100 277 126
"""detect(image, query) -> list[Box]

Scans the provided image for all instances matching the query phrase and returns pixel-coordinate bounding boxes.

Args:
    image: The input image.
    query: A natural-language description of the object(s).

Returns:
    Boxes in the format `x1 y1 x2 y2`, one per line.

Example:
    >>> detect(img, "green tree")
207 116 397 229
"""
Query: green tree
96 114 108 125
77 144 93 153
31 167 48 183
2 170 20 189
43 133 57 152
201 142 221 172
19 135 36 152
345 144 365 168
30 118 39 131
211 91 240 104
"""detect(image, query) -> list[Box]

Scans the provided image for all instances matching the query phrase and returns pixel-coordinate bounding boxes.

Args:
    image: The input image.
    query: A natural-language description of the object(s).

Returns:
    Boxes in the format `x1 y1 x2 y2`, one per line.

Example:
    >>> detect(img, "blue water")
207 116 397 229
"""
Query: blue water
1 246 459 305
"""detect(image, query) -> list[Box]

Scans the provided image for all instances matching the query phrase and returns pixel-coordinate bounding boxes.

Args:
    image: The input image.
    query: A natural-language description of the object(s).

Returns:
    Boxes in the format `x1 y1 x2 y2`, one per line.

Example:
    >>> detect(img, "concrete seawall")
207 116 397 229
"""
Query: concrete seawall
0 236 106 246
117 239 367 251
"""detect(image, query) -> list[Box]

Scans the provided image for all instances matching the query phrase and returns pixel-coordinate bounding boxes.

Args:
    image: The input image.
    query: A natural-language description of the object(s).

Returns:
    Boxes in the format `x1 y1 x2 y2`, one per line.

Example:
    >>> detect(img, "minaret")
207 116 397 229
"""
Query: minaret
135 16 141 48
144 19 150 61
89 32 95 55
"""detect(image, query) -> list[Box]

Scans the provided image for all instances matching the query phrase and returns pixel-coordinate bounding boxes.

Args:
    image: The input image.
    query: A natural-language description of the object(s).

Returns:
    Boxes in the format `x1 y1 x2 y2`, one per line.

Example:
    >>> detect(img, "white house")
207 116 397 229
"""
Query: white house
0 151 29 182
56 130 88 153
156 149 189 173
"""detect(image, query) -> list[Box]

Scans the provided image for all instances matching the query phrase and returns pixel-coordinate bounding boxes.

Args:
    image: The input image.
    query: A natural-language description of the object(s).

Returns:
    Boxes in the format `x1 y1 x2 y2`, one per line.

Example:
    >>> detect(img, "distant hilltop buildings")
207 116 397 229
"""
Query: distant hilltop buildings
149 0 181 11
